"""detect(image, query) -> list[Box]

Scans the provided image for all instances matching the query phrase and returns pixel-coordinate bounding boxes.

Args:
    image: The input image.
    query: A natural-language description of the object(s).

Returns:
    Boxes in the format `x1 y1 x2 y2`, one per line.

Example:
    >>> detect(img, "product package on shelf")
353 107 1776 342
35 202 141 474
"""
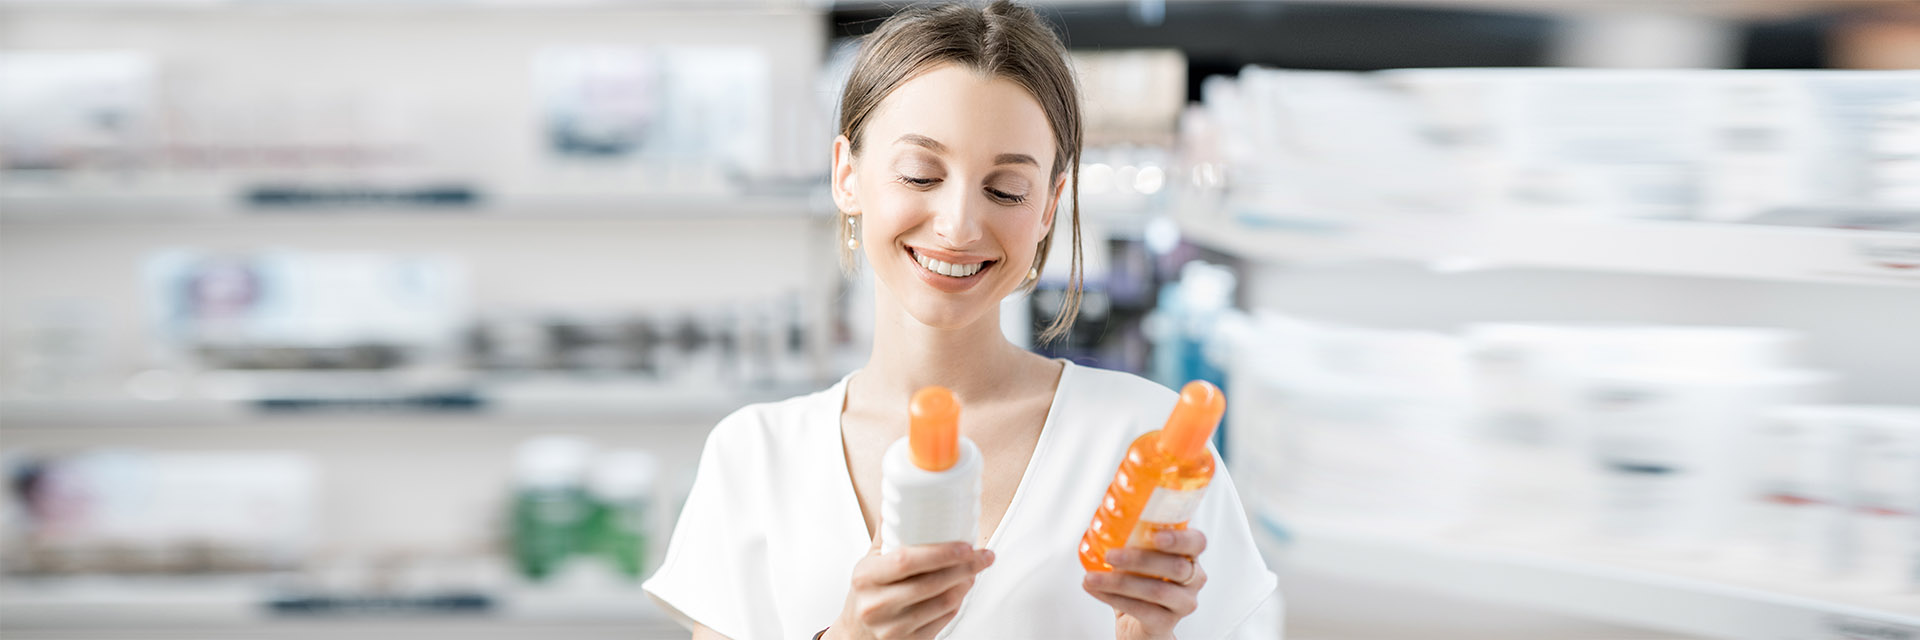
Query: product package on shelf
1756 406 1920 592
1186 68 1920 227
531 46 773 197
1584 364 1834 551
4 450 318 576
1218 312 1475 533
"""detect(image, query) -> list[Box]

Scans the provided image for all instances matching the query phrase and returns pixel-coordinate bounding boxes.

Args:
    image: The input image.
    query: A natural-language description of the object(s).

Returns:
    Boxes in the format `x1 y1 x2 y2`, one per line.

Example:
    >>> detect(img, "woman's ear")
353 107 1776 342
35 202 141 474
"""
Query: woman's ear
1040 172 1069 237
832 135 860 216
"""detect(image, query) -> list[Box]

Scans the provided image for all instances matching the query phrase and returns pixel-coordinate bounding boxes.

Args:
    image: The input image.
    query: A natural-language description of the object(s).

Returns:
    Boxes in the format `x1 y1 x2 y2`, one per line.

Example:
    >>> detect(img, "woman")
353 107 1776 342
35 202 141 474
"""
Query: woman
643 3 1279 638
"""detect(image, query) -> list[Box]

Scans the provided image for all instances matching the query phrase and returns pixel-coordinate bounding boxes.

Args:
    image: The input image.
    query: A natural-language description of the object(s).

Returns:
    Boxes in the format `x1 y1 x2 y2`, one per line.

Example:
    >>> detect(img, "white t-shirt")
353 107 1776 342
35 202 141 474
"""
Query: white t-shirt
643 361 1281 639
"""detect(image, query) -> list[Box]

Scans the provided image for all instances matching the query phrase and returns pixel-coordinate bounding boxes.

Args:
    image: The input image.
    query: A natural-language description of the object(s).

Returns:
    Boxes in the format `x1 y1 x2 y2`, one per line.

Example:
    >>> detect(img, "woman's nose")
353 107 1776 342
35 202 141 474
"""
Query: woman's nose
930 188 986 247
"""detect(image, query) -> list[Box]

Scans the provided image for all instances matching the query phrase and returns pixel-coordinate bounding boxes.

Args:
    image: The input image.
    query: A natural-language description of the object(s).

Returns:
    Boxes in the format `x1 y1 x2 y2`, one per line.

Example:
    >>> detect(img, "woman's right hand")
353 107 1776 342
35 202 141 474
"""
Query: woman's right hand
827 541 994 640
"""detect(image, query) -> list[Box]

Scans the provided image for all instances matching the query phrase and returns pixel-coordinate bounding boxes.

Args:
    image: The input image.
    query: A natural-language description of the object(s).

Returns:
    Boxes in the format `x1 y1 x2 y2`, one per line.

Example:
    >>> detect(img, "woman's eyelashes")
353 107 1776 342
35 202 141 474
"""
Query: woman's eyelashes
894 174 1029 205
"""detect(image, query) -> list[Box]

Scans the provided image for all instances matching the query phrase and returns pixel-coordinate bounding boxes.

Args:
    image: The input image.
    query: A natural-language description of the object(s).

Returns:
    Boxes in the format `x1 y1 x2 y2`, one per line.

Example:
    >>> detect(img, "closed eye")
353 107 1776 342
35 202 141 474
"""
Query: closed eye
898 175 940 188
986 187 1027 204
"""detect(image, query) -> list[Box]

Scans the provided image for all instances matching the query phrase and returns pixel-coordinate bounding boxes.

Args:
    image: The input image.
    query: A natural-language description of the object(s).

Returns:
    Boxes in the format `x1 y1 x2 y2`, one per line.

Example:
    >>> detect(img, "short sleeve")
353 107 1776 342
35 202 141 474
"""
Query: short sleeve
643 411 779 640
1176 453 1283 640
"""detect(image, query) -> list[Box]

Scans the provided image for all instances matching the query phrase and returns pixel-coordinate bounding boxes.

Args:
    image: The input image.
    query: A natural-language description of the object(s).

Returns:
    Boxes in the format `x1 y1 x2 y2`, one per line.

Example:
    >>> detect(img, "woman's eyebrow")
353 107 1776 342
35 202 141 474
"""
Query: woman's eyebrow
895 133 948 154
993 153 1038 168
894 134 1038 168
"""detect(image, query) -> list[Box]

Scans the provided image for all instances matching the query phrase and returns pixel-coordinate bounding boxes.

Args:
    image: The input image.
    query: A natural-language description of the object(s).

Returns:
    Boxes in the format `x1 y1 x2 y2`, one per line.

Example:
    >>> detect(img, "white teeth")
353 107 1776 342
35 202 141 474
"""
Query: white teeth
914 250 985 278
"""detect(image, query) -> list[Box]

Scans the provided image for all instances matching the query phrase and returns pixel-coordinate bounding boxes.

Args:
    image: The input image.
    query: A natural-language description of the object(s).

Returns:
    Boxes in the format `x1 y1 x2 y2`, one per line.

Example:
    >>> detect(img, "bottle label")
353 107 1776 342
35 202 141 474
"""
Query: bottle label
1126 486 1206 549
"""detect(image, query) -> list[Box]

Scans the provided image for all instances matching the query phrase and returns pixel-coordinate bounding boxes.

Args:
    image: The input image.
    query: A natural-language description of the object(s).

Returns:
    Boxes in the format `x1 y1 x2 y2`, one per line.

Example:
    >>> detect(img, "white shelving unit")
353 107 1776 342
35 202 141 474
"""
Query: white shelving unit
1177 198 1920 288
1200 187 1920 636
0 375 825 428
1256 511 1920 640
0 575 672 628
0 185 834 223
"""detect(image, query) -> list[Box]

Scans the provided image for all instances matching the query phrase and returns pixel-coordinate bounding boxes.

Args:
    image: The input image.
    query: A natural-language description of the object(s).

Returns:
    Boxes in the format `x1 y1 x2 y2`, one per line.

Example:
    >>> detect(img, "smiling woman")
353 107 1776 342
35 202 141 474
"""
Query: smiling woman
641 3 1279 640
832 4 1084 343
844 64 1064 309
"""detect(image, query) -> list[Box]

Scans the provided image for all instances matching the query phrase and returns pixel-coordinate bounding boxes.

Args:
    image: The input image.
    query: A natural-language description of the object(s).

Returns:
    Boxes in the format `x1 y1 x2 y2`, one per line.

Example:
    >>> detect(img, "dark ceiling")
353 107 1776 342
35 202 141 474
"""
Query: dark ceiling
830 1 1838 101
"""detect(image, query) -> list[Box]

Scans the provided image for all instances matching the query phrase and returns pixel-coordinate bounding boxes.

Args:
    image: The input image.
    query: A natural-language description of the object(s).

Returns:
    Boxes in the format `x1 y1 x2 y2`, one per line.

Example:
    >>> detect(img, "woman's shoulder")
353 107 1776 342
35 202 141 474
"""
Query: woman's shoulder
1057 362 1181 433
701 381 841 458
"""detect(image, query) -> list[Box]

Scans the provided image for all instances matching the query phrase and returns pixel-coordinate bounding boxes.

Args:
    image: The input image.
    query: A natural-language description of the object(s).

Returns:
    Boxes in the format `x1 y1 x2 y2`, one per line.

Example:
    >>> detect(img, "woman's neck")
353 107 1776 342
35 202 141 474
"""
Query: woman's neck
851 286 1044 421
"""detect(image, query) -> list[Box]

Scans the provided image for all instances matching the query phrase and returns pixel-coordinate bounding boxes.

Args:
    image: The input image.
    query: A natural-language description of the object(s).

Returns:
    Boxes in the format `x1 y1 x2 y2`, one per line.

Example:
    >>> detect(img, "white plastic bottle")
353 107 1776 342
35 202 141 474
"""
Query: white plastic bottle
880 386 982 553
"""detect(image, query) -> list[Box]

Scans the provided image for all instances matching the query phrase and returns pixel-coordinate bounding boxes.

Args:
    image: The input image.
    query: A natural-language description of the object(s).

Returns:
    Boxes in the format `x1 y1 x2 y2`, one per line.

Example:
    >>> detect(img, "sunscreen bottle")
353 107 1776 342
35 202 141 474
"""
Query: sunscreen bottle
1080 380 1226 573
881 386 983 553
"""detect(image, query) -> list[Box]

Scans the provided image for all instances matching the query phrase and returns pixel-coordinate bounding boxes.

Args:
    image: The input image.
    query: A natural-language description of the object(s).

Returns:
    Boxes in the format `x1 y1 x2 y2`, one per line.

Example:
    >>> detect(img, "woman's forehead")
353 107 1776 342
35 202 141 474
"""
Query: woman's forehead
864 64 1057 167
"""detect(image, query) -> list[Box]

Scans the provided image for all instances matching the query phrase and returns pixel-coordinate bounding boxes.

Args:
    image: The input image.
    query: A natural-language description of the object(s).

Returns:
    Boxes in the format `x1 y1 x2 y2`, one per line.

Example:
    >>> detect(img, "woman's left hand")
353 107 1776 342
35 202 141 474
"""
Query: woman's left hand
1082 528 1208 640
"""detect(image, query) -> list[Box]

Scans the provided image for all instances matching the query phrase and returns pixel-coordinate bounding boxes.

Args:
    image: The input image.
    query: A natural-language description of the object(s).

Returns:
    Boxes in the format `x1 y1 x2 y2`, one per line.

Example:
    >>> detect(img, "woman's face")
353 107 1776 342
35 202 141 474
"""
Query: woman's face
833 63 1065 332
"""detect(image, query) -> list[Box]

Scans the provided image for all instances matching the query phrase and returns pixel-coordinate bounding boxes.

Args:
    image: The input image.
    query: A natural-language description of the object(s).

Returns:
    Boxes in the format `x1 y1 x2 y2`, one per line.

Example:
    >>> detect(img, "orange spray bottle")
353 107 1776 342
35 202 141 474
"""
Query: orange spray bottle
1079 380 1226 573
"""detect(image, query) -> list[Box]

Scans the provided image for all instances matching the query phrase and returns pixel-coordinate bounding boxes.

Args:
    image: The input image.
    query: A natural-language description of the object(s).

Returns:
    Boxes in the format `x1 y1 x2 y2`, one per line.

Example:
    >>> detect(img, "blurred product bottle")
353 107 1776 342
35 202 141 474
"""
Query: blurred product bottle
1081 381 1225 573
1748 406 1851 576
1147 262 1234 392
1860 91 1920 205
1222 313 1475 530
1464 323 1614 535
511 436 595 581
1700 76 1822 222
1842 406 1920 591
586 449 658 580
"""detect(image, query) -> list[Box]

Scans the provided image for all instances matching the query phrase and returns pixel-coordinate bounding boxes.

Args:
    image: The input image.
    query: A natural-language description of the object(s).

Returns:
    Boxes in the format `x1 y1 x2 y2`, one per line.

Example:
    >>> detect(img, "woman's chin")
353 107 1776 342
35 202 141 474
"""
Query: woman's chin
899 296 1001 332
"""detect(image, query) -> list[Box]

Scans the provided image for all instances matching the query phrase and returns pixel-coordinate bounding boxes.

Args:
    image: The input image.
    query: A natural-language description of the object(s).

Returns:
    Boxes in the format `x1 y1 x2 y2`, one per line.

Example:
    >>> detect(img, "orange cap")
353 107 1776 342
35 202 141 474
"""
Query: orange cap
909 386 961 471
1159 381 1225 461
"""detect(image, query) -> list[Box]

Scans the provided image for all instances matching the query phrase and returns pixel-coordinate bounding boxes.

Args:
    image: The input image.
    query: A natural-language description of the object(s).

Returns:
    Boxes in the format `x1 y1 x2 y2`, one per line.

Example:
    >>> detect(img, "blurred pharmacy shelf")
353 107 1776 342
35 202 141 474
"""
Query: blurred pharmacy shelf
1177 200 1920 288
0 187 833 223
0 575 673 629
1255 511 1920 640
0 375 825 428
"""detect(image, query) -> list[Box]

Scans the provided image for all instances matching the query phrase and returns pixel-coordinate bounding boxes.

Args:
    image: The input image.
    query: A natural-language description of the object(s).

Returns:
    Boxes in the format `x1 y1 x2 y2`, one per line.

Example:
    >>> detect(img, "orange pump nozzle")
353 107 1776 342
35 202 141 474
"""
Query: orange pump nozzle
1160 381 1225 461
909 386 961 471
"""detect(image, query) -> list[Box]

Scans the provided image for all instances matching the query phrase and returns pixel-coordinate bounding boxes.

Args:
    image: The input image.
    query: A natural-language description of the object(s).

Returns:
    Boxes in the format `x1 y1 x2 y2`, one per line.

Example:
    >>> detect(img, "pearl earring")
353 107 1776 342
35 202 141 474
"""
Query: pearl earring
1027 266 1039 281
846 216 859 250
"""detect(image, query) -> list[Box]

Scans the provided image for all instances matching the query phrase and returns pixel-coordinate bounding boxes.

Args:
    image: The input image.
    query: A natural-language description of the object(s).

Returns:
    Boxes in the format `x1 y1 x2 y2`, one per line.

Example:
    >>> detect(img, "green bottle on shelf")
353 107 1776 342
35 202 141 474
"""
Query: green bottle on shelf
511 436 595 581
586 450 658 580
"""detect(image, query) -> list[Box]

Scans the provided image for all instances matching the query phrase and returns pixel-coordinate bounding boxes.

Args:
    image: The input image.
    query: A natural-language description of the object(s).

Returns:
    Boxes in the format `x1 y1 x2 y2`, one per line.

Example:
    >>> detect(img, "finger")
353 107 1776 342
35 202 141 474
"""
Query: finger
1084 569 1197 616
907 607 962 640
873 542 977 583
1082 576 1181 629
848 561 974 630
1085 590 1179 631
894 578 971 637
871 561 977 612
1147 528 1208 557
1104 547 1196 584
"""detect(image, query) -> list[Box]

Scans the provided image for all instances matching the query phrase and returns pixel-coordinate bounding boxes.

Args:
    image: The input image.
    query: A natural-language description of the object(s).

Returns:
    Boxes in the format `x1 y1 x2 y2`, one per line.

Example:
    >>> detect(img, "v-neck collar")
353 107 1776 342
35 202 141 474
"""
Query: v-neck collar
824 359 1074 552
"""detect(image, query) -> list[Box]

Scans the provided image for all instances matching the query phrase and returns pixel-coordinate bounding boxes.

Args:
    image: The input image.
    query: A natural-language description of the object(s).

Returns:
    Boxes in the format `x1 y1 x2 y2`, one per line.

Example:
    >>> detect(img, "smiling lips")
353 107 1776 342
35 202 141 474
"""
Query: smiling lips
906 246 996 288
916 251 985 277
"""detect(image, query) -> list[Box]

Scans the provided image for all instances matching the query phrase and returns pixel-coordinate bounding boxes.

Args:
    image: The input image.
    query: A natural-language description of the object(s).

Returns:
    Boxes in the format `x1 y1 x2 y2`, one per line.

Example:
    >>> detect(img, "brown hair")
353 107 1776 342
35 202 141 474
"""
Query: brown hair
836 0 1084 344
